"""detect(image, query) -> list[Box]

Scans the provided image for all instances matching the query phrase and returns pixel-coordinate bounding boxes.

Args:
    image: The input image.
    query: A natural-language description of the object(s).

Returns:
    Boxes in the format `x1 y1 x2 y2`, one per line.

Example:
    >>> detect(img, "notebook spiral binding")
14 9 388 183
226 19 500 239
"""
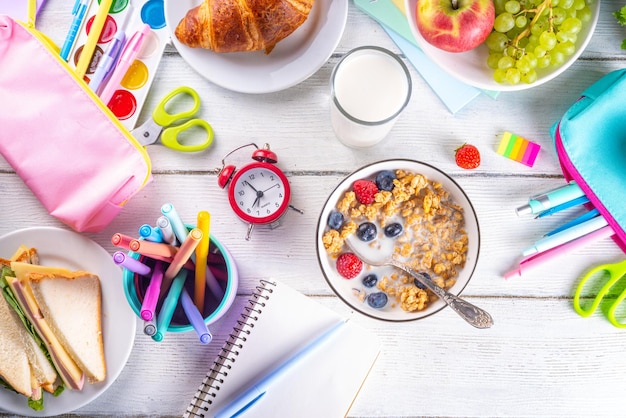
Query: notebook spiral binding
184 279 276 418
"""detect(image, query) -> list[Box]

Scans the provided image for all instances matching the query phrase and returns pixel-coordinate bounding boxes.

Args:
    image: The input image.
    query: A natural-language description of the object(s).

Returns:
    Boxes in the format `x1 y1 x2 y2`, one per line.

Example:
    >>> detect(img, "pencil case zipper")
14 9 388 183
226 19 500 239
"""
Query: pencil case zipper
18 19 153 188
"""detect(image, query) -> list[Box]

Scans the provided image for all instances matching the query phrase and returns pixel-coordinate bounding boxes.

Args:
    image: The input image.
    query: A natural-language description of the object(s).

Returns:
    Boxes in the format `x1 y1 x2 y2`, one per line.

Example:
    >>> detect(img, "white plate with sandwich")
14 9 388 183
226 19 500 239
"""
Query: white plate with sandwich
0 227 136 417
164 0 348 94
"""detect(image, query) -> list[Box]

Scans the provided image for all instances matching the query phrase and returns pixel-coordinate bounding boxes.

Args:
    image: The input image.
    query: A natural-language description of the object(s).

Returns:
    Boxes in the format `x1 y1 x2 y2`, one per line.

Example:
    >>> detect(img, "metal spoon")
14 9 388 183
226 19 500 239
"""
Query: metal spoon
344 240 494 329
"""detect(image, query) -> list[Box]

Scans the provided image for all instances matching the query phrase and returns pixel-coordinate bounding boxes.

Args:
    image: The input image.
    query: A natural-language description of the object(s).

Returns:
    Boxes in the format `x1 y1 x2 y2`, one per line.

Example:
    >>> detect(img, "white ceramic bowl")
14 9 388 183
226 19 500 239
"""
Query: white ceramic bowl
404 0 600 91
316 160 480 321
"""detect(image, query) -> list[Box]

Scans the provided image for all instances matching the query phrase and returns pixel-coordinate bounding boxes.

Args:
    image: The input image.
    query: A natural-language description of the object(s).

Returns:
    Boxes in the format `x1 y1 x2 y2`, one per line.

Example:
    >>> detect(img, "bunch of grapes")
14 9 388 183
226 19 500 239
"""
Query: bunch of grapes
485 0 594 85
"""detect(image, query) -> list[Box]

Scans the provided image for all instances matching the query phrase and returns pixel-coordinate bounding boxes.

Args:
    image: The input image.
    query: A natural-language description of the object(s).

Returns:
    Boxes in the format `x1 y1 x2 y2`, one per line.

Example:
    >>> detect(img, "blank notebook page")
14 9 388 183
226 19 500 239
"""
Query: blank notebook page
184 279 381 418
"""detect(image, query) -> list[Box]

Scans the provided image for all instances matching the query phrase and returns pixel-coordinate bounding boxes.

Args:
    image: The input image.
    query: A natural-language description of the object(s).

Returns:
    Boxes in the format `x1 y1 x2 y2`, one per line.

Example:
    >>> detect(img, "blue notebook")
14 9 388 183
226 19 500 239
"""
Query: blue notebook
354 0 497 114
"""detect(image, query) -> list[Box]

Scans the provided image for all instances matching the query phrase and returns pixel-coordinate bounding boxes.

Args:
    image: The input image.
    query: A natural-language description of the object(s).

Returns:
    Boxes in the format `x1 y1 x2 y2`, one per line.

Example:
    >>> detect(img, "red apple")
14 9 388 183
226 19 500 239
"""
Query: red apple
415 0 495 53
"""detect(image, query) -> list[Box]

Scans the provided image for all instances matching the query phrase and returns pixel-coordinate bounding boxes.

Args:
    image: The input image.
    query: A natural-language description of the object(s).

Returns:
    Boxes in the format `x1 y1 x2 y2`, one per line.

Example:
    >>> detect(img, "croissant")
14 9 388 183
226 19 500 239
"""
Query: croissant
174 0 315 54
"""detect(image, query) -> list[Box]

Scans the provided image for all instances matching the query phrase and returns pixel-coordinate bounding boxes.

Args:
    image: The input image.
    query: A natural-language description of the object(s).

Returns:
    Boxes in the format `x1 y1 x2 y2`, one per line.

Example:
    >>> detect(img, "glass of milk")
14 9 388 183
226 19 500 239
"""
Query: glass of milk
330 46 412 148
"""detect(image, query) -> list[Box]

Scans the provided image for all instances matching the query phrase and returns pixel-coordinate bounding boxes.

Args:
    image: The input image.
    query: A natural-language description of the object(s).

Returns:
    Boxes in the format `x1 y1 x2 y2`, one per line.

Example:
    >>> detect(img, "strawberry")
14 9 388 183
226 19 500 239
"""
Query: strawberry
336 253 363 279
455 143 481 169
353 180 378 204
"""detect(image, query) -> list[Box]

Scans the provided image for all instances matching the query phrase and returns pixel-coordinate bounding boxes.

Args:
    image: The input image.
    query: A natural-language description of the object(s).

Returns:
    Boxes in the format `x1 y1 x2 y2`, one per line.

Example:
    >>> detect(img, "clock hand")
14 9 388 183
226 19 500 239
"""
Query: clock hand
262 184 280 193
243 181 259 193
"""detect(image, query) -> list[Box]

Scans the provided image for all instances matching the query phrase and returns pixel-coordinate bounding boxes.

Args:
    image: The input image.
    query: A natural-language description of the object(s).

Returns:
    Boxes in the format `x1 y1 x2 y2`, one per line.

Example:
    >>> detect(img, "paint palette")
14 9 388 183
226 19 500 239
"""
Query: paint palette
67 0 169 130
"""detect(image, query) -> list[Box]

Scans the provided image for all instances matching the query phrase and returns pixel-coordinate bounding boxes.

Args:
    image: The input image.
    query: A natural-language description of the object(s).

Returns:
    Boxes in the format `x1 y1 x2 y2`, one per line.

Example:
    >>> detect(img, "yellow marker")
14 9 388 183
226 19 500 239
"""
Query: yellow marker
195 211 211 312
75 0 114 79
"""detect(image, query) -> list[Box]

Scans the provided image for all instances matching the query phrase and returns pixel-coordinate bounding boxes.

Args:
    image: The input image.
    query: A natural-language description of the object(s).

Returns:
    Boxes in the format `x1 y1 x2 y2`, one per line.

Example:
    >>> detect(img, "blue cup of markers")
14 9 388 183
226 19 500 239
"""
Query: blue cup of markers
121 234 238 337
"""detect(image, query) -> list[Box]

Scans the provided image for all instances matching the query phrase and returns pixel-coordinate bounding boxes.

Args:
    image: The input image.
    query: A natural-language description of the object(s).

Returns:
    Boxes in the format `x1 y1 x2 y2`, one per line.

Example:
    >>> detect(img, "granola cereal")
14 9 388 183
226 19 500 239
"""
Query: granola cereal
322 168 469 313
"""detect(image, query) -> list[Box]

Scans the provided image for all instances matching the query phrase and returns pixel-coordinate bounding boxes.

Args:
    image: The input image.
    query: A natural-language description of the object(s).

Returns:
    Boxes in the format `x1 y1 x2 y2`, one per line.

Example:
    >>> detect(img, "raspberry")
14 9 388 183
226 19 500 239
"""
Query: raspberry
353 180 378 204
336 253 363 279
455 144 481 169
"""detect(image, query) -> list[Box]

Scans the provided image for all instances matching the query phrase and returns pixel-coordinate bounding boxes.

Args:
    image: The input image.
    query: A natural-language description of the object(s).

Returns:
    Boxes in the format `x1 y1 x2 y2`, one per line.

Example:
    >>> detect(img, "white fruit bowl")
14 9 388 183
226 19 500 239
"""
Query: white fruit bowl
404 0 600 91
316 160 480 322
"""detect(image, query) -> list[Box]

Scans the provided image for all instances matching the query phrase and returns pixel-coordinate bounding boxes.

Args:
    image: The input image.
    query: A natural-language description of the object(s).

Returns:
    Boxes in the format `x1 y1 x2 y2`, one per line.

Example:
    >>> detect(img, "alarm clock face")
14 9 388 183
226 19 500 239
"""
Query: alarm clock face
228 162 291 224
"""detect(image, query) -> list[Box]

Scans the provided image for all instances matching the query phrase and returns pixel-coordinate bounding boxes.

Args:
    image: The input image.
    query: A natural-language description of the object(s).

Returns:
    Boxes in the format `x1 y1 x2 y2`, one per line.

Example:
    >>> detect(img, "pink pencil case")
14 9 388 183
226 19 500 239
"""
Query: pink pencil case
0 12 152 232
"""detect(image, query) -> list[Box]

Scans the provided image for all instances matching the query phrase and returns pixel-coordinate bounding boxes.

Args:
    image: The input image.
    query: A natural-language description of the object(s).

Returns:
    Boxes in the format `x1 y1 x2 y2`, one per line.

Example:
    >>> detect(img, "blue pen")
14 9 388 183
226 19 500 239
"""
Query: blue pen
214 320 347 418
152 269 187 342
180 287 212 344
138 223 164 242
516 181 585 216
536 195 590 218
522 215 608 257
545 208 600 236
88 29 126 94
59 0 91 61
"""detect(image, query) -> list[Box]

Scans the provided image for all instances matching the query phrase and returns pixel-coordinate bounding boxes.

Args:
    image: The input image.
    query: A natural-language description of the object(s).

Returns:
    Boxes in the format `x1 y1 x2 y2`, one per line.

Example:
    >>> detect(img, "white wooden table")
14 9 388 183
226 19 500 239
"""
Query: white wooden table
2 0 626 416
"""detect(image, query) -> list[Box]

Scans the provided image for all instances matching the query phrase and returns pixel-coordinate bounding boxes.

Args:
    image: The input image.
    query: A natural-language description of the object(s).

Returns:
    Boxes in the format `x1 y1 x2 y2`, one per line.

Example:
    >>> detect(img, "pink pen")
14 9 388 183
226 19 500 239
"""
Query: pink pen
140 260 165 321
112 233 135 250
504 225 615 279
161 228 203 295
99 23 151 105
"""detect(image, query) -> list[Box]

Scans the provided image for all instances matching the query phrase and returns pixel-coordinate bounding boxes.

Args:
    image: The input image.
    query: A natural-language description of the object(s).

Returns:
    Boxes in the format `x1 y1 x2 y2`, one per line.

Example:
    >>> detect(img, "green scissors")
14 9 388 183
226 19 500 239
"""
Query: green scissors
573 259 626 328
132 86 214 152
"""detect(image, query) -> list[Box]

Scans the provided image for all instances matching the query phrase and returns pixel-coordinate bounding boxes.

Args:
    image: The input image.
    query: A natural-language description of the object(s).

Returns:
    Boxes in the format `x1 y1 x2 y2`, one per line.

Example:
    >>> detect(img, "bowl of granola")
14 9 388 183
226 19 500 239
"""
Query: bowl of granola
316 160 480 321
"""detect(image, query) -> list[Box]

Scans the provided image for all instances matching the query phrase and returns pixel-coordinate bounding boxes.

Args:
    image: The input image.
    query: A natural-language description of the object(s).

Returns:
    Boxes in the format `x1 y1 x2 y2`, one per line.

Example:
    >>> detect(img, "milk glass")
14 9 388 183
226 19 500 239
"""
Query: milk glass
330 46 412 148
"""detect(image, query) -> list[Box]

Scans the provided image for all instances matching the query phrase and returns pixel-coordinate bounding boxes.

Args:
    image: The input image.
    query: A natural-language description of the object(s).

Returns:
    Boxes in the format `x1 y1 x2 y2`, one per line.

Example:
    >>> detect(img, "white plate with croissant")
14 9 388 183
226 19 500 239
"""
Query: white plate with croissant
164 0 348 94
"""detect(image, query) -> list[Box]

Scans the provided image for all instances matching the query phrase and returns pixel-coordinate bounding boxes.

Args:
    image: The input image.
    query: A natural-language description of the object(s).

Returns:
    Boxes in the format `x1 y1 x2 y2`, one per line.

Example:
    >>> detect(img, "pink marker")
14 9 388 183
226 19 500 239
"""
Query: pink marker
99 23 151 106
161 228 203 295
140 260 165 321
112 233 135 250
504 226 615 279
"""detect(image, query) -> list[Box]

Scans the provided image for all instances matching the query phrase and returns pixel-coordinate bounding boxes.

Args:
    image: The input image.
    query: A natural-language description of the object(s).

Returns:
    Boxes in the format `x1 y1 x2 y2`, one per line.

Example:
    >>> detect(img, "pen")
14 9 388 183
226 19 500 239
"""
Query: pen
161 203 190 245
504 225 615 279
180 287 212 344
195 211 210 311
214 320 347 418
113 251 152 276
156 215 177 245
522 215 608 257
153 269 187 342
516 181 585 216
111 232 135 250
88 28 125 94
99 23 151 105
129 239 178 259
545 208 600 237
161 228 203 295
141 260 165 321
138 223 164 242
535 195 590 218
59 0 91 61
143 320 157 336
74 0 113 79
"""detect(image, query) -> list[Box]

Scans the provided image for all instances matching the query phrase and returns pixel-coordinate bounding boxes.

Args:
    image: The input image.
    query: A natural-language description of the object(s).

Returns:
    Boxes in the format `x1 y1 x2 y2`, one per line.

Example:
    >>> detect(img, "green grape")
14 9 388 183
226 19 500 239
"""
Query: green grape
487 52 504 69
485 32 509 51
506 68 522 84
521 69 538 83
525 52 538 68
572 0 585 10
537 55 551 68
552 7 567 25
494 0 508 14
561 17 582 34
494 68 508 83
577 6 591 22
505 0 521 13
516 57 532 73
560 0 574 9
531 17 549 36
498 55 516 69
515 15 528 28
550 51 566 66
539 31 557 50
556 40 576 55
534 45 547 57
567 8 577 17
494 12 515 32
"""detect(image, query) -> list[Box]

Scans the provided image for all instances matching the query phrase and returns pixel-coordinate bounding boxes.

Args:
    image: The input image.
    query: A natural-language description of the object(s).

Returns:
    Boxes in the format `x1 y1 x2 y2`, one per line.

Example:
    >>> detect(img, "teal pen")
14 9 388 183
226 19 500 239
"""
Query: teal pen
536 195 589 218
214 320 347 418
545 208 600 236
152 269 187 342
516 181 585 216
59 0 91 61
139 223 164 242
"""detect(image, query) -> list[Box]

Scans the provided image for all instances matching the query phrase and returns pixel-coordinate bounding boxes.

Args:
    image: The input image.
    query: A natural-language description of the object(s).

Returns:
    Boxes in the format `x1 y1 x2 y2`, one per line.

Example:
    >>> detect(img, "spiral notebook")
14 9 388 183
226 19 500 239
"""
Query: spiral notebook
184 279 381 418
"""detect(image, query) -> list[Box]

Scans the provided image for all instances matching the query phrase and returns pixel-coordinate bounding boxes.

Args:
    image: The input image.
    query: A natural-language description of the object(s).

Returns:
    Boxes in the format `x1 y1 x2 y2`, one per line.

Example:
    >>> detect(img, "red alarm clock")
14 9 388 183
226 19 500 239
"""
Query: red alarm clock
218 143 302 240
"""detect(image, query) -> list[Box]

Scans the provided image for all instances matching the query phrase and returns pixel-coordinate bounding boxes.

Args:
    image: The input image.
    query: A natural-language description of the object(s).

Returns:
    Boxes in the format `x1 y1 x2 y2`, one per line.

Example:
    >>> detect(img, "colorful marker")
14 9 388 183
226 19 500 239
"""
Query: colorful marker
143 320 157 336
161 228 203 295
113 251 152 276
74 0 114 79
161 203 189 244
89 28 125 93
111 232 134 250
497 131 541 167
153 269 187 342
195 211 210 311
180 287 211 344
129 239 178 259
138 224 164 242
140 260 165 321
59 0 91 61
156 215 177 245
516 181 586 216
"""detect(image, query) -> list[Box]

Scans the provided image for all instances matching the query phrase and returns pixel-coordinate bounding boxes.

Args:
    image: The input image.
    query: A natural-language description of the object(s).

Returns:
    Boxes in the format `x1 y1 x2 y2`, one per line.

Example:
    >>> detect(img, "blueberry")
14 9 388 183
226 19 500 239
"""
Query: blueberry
356 222 377 242
375 170 396 191
414 272 432 290
383 222 403 238
367 292 388 309
327 211 344 230
362 273 378 288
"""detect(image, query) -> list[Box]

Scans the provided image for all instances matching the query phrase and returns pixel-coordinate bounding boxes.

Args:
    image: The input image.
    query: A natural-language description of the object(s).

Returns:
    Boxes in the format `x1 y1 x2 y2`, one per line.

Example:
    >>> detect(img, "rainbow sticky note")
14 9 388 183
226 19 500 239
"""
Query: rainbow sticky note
497 132 541 167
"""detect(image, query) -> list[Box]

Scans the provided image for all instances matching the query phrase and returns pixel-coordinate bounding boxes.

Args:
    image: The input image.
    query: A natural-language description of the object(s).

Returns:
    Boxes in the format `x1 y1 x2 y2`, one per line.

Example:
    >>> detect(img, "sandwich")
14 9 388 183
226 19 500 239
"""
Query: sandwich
0 245 106 410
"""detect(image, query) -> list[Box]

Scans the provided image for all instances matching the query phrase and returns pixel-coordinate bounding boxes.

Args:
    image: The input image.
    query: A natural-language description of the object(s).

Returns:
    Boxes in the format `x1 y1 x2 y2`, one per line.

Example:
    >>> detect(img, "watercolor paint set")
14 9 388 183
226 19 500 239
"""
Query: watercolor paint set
65 0 169 130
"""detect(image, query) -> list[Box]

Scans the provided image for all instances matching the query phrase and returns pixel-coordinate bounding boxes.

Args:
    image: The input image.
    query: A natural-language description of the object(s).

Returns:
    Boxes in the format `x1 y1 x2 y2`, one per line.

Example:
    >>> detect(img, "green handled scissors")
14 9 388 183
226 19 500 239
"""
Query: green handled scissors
573 259 626 328
132 86 214 152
